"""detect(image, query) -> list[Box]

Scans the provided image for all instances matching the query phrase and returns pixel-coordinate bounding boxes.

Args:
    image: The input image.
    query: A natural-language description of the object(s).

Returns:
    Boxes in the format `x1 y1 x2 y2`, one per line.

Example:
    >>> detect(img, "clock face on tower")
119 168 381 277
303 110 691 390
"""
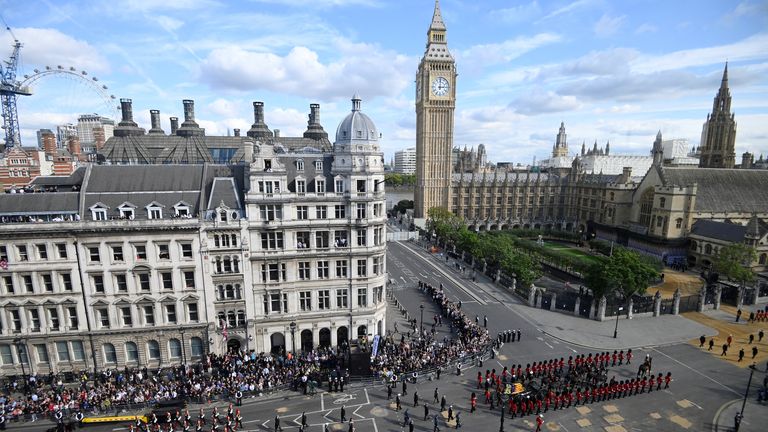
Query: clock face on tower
431 77 450 97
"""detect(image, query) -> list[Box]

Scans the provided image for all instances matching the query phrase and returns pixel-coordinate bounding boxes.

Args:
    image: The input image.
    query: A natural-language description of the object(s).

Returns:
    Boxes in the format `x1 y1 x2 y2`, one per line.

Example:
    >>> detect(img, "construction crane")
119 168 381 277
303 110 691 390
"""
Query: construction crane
1 18 32 150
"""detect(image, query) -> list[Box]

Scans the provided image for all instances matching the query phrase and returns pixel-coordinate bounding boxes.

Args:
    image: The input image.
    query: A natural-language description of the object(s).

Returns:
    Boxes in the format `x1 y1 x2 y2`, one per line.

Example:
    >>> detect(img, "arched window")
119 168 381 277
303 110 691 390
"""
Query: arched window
214 235 220 248
690 240 697 251
237 310 246 326
225 284 235 299
147 340 161 360
233 257 240 273
705 244 712 255
169 339 182 359
234 284 241 299
760 254 767 265
125 342 139 362
103 343 117 364
231 235 237 246
190 337 204 358
675 218 683 229
215 257 222 274
217 311 225 323
659 197 666 208
223 257 232 273
227 310 236 327
638 188 654 228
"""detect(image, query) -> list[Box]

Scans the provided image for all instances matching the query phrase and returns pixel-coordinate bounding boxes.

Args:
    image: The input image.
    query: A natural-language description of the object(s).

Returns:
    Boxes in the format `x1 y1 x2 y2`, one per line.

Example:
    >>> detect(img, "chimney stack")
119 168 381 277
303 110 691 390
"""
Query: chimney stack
67 135 81 159
303 103 328 140
41 130 56 157
247 101 273 139
93 127 106 151
622 167 632 184
148 109 164 134
274 129 280 138
119 98 134 124
309 103 320 125
170 117 179 134
182 100 196 123
177 99 204 136
114 98 145 136
234 128 240 137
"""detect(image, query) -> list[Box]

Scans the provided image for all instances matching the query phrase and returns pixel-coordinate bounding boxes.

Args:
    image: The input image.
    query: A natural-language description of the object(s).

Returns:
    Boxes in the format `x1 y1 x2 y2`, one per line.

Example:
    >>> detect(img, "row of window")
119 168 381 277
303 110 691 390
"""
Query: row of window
89 201 192 221
255 178 380 196
0 243 68 263
85 242 194 264
260 257 384 283
1 306 79 333
0 302 199 333
259 203 384 222
263 228 385 250
0 241 195 265
0 338 205 366
1 272 73 295
261 286 383 314
94 302 199 329
213 256 241 275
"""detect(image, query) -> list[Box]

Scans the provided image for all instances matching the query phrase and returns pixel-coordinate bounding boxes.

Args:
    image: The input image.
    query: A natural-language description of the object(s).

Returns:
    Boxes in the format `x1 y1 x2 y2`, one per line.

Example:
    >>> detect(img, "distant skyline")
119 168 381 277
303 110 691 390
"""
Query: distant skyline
1 0 767 164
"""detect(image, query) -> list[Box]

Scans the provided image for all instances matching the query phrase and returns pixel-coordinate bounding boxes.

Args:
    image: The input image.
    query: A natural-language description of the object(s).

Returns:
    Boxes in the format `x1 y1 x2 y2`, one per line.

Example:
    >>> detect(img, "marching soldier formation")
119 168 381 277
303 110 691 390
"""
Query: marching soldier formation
128 406 242 432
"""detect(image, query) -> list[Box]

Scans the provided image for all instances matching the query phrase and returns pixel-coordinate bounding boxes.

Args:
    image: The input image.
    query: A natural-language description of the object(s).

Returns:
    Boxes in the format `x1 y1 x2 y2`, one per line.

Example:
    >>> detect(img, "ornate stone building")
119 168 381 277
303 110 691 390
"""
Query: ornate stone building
699 64 737 168
0 96 387 376
414 0 457 218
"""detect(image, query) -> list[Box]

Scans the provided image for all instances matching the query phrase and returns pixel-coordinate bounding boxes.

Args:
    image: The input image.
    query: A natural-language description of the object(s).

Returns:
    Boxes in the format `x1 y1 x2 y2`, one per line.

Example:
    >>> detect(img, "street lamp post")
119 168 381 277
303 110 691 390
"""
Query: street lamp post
613 306 624 339
180 329 187 366
289 321 297 356
419 304 425 340
736 363 758 431
13 338 27 391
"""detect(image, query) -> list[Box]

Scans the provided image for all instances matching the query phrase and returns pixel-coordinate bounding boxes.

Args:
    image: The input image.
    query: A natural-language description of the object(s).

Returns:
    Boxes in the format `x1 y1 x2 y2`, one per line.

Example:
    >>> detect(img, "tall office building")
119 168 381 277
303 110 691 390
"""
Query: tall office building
394 147 417 174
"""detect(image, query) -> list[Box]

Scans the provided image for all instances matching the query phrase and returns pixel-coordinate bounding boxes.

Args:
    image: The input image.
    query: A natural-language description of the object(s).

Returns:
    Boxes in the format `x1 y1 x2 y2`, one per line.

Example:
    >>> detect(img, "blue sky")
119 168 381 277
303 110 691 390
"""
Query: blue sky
2 0 767 164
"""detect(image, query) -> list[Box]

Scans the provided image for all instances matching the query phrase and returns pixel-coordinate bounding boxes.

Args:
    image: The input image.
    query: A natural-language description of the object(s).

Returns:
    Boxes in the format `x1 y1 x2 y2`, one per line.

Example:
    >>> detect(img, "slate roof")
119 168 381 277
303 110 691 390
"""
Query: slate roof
660 167 768 213
0 192 80 216
208 178 241 210
452 171 563 184
690 219 746 243
30 167 86 187
280 153 334 193
100 133 332 165
82 165 246 220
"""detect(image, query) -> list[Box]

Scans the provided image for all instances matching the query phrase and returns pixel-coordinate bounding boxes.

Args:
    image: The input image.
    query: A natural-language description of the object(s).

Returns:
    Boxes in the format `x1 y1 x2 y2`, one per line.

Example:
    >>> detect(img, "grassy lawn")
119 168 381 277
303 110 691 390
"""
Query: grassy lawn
542 241 605 265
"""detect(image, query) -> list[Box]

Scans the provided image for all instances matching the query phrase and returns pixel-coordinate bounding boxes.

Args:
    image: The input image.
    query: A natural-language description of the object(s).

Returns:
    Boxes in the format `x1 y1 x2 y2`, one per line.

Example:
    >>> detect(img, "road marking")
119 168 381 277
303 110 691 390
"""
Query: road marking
651 347 741 397
544 342 554 349
323 410 333 421
394 242 486 305
353 406 365 418
401 276 406 283
320 392 324 411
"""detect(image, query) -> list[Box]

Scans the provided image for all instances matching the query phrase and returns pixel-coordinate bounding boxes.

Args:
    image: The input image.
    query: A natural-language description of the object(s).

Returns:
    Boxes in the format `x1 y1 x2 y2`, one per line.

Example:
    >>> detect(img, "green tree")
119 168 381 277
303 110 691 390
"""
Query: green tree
392 200 413 215
714 243 757 287
385 173 403 187
585 248 658 301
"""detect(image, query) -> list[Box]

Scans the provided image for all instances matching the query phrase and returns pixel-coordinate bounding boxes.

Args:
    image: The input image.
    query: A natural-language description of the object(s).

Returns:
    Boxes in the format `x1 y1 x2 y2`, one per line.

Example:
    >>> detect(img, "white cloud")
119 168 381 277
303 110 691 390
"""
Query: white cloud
539 0 595 21
207 99 243 118
152 15 185 32
248 0 380 6
0 28 110 74
495 1 542 23
198 40 413 102
725 1 768 21
635 23 657 34
511 91 582 115
631 33 768 73
593 14 626 38
458 33 562 70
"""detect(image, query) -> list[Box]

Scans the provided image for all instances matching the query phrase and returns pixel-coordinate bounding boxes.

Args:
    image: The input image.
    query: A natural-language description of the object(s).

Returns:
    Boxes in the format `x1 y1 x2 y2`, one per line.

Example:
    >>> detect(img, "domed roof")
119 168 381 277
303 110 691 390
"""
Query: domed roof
335 94 378 144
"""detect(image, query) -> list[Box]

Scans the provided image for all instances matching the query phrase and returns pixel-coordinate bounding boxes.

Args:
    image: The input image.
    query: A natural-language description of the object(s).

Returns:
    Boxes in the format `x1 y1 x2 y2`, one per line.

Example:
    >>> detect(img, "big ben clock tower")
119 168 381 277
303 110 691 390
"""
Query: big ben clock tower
414 0 457 219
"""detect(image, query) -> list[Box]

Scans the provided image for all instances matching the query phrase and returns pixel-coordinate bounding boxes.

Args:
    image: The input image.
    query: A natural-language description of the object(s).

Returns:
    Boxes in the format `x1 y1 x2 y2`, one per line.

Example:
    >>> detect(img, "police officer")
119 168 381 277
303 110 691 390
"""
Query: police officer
235 390 243 406
0 410 6 431
74 411 84 427
341 405 347 422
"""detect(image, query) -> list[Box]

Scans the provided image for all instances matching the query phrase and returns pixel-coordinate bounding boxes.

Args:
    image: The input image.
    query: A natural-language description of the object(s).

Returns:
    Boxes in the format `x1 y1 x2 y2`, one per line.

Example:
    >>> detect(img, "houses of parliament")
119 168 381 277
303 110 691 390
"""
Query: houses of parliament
415 1 768 271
